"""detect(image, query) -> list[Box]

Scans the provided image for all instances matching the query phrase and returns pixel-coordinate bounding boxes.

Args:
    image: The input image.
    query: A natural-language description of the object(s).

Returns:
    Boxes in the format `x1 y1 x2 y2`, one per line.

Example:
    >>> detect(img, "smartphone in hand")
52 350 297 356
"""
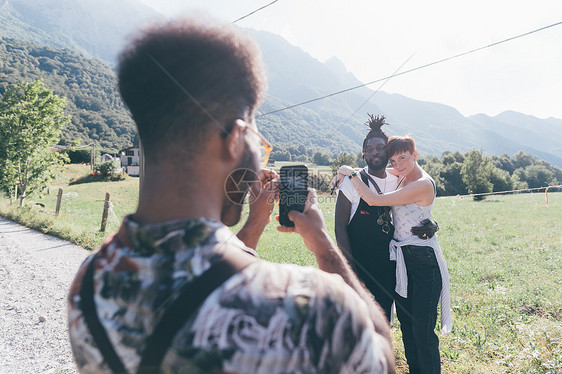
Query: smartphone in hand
279 165 309 227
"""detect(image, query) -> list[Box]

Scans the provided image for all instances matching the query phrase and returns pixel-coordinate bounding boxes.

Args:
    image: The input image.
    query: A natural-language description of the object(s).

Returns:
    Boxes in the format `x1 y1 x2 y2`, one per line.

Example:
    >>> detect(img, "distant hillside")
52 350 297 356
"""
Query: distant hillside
0 0 159 62
1 0 561 166
0 37 136 151
469 111 562 165
247 29 562 166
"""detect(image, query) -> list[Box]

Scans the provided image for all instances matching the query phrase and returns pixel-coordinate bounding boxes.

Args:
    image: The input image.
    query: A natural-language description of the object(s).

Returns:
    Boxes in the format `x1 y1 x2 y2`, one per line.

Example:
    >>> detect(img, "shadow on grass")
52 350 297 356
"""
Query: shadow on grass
70 173 126 185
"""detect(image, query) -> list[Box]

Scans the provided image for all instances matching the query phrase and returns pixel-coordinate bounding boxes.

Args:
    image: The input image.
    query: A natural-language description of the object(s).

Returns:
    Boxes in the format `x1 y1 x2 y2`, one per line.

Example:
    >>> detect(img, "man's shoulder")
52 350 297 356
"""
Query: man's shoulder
189 261 389 372
338 176 359 203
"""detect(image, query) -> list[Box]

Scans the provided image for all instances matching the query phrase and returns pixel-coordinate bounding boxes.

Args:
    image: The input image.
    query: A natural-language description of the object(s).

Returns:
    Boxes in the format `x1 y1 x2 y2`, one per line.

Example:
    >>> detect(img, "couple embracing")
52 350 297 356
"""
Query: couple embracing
334 114 452 374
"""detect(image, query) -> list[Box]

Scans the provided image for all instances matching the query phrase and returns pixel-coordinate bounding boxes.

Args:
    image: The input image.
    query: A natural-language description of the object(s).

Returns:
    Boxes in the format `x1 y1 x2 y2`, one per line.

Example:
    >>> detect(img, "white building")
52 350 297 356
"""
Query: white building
120 147 140 176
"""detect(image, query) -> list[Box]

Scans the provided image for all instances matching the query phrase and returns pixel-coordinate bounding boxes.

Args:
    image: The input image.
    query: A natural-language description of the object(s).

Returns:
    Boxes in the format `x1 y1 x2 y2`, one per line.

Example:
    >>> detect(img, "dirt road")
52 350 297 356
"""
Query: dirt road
0 217 90 373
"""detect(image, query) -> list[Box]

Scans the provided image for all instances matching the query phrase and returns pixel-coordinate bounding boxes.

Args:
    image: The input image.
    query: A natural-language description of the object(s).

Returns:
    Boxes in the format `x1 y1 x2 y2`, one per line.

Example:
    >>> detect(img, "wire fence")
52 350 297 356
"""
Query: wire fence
457 185 562 207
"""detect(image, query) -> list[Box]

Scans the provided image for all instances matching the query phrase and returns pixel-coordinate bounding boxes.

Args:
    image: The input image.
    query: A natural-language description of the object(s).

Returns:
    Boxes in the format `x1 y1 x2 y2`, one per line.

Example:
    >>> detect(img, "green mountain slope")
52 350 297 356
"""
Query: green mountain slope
0 37 136 151
0 37 362 156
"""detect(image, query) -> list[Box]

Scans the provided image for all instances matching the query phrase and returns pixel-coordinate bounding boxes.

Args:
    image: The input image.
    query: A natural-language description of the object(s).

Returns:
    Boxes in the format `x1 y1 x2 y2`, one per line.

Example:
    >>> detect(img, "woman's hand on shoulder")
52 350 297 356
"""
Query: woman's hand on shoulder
337 165 356 176
331 166 362 193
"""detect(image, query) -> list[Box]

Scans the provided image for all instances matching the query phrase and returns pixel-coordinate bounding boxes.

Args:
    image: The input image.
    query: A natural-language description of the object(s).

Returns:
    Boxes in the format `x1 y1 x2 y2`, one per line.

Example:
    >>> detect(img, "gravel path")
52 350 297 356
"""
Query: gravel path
0 217 90 374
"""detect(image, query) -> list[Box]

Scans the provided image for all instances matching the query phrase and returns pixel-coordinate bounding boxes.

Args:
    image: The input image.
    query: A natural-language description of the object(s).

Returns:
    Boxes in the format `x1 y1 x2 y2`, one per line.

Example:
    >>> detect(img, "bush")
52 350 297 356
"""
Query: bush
95 161 116 178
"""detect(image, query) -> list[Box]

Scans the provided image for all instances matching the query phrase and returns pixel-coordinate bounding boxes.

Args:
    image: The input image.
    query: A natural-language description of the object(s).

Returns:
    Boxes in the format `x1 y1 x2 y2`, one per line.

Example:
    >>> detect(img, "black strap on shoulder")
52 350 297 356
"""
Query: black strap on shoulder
138 250 257 373
80 254 128 374
79 250 258 374
429 178 437 195
359 170 393 219
359 170 383 194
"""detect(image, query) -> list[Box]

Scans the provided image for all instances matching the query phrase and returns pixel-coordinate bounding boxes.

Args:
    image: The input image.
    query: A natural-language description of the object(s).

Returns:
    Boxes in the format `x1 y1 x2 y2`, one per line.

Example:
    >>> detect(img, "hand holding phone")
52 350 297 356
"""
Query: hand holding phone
279 165 308 227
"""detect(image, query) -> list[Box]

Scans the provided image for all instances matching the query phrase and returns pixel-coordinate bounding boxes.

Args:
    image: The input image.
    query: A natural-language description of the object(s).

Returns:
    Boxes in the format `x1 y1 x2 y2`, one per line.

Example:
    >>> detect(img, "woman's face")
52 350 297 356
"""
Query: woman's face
389 150 417 177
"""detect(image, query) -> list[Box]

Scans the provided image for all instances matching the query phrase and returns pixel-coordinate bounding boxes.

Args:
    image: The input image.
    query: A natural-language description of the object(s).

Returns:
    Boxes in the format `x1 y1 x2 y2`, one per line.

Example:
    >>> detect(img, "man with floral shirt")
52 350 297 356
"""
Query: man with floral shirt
68 16 395 374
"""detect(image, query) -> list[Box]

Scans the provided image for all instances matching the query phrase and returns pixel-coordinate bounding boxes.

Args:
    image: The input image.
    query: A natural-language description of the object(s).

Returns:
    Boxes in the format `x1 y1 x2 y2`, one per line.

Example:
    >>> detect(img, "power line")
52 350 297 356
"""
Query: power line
257 20 562 118
232 0 279 23
330 51 417 137
101 2 281 106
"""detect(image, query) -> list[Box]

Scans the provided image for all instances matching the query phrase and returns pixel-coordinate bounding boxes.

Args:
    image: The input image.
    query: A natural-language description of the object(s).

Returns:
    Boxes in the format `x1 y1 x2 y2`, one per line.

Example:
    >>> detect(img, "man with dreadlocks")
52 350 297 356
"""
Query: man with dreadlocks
334 114 437 321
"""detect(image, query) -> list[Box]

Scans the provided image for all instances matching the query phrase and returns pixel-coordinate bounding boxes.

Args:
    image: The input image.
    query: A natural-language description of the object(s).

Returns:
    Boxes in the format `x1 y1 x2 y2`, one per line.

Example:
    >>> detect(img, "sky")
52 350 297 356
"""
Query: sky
138 0 562 120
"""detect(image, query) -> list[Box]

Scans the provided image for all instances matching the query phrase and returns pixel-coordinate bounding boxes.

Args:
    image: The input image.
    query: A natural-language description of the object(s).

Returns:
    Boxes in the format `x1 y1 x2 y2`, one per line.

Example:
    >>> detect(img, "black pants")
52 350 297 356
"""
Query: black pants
395 245 442 374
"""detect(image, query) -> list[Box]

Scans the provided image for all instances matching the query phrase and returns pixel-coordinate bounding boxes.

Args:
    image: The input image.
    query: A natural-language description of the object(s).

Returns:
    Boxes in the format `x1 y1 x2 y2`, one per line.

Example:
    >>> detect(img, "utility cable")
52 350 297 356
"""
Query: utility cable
232 1 279 23
328 51 416 139
257 20 562 117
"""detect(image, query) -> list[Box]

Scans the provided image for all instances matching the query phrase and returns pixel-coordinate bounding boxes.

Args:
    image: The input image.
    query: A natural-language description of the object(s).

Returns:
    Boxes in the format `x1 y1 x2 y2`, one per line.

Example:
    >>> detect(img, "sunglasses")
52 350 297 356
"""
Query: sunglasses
239 121 273 168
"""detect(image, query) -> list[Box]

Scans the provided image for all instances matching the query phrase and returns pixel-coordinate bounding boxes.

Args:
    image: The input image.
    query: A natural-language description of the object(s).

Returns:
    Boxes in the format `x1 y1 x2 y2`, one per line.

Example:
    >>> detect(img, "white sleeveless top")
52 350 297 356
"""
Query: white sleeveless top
391 176 435 241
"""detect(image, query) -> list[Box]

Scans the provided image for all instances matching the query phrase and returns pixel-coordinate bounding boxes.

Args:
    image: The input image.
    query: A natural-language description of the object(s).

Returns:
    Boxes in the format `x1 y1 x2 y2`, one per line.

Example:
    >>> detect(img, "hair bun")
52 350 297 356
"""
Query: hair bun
365 113 387 131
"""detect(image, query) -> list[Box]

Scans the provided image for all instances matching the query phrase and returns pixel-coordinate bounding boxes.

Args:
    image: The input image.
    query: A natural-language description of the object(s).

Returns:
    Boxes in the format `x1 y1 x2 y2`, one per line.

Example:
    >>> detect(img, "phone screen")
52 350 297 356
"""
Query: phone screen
279 165 309 227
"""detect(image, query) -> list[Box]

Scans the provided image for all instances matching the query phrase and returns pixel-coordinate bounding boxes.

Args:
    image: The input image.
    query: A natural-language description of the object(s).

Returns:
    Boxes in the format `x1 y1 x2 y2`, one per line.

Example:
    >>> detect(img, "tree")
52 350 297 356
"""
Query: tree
512 151 536 170
0 80 70 206
331 152 357 175
516 165 555 188
295 154 308 162
356 151 366 168
312 151 331 166
65 148 94 164
270 147 291 161
419 155 446 196
441 152 456 166
441 162 467 196
461 149 493 198
491 154 515 175
488 167 514 192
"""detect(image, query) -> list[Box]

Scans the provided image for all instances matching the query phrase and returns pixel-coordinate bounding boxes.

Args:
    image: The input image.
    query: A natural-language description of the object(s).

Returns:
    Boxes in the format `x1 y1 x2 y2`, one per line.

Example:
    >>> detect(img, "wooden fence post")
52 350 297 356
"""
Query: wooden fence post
55 188 63 216
100 192 111 232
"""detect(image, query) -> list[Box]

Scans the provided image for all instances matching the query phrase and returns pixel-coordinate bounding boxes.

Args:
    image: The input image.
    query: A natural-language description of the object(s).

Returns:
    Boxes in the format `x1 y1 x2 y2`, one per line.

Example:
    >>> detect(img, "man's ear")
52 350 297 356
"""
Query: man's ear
413 149 419 159
223 119 245 161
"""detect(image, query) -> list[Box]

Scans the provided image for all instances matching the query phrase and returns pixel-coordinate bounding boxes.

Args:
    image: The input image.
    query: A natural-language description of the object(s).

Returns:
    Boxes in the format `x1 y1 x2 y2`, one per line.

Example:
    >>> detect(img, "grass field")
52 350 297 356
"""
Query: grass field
0 165 560 373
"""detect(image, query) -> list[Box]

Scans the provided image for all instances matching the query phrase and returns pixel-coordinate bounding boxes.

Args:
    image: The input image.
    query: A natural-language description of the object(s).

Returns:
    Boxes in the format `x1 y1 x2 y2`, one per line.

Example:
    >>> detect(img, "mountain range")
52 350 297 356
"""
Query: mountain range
1 0 561 166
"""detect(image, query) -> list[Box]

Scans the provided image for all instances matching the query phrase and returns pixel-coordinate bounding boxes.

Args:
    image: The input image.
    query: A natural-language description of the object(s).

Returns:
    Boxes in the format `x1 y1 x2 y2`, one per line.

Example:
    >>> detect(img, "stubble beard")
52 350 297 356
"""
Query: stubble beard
366 156 388 173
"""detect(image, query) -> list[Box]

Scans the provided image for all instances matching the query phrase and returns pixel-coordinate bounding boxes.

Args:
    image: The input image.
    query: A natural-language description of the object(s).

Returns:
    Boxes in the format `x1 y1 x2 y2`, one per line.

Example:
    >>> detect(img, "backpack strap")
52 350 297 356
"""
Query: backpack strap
80 253 128 374
79 249 258 374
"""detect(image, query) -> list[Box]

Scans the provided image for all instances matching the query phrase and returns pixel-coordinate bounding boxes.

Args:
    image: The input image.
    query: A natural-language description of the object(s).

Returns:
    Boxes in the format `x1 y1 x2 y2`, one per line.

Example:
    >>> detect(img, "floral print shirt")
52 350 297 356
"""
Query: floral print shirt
68 216 389 373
